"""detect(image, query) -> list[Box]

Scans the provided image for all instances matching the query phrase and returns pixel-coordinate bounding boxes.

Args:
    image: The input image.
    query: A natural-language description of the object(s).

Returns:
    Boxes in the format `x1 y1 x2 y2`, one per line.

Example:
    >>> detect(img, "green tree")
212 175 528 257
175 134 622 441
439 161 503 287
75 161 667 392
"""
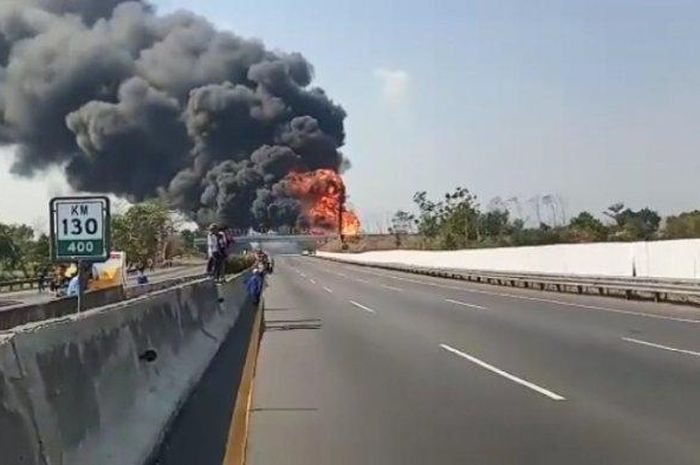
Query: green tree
663 211 700 239
412 187 481 249
479 209 510 239
111 201 175 266
0 223 51 278
618 207 661 240
603 203 660 240
435 187 480 249
391 210 415 234
389 210 416 247
0 230 21 277
28 234 50 270
179 230 198 252
603 202 626 227
412 191 441 239
0 224 36 276
568 211 608 242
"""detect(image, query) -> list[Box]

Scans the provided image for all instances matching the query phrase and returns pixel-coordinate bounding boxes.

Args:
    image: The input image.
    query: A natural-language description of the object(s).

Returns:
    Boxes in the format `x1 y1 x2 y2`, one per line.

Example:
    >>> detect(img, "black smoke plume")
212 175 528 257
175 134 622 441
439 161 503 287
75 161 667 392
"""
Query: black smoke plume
0 0 347 230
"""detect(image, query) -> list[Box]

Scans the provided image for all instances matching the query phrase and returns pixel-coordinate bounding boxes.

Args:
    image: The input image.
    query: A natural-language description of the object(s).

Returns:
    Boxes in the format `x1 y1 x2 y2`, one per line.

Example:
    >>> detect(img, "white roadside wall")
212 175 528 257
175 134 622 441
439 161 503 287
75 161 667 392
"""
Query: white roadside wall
319 239 700 280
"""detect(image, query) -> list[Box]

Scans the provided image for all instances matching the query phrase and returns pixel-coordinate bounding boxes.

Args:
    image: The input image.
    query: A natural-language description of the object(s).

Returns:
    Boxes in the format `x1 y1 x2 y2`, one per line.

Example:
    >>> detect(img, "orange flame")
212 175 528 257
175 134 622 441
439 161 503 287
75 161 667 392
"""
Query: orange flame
286 169 361 236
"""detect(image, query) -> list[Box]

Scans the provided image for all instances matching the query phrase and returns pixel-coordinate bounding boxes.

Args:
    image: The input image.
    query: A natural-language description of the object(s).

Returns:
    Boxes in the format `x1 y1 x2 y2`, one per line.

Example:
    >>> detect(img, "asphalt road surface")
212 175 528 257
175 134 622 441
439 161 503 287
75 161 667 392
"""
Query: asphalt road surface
246 256 700 465
0 265 205 307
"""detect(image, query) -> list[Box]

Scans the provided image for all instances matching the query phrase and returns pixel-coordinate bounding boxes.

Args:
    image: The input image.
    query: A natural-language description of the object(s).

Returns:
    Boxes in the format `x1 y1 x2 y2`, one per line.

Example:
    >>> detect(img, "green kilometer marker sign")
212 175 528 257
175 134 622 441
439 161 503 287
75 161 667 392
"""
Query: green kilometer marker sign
50 197 111 263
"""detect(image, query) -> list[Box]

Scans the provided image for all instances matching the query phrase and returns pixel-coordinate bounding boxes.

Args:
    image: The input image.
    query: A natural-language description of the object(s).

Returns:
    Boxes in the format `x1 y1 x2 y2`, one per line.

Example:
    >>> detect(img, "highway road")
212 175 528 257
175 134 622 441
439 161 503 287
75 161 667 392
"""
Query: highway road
246 255 700 465
0 265 205 308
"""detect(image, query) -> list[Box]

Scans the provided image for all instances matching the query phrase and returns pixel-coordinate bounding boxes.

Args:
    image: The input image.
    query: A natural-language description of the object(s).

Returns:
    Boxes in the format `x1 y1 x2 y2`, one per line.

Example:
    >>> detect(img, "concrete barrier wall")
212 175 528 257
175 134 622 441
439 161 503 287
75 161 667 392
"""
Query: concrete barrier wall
0 273 210 333
0 286 127 332
320 239 700 279
0 273 252 465
0 334 43 465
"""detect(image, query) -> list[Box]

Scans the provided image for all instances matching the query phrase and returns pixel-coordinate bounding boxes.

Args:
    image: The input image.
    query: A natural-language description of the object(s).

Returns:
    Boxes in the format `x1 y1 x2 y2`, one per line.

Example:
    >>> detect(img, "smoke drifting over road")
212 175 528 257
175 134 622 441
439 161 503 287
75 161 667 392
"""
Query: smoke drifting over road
0 0 351 230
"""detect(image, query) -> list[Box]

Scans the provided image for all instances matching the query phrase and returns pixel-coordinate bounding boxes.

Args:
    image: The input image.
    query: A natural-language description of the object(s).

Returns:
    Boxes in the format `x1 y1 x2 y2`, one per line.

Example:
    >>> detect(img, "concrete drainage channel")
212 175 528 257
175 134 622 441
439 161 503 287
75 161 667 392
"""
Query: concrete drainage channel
0 270 260 465
264 318 322 332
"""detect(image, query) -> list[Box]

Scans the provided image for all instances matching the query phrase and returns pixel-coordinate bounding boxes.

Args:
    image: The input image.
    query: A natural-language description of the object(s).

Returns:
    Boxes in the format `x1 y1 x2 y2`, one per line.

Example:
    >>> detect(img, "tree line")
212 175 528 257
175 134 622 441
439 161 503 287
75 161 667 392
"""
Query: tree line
389 188 700 250
0 201 200 281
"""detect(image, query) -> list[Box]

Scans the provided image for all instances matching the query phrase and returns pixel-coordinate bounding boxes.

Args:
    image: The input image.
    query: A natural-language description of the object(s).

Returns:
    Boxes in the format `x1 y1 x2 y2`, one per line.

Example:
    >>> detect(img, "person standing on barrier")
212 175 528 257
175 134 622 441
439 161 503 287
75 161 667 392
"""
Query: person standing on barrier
206 223 221 278
215 227 229 282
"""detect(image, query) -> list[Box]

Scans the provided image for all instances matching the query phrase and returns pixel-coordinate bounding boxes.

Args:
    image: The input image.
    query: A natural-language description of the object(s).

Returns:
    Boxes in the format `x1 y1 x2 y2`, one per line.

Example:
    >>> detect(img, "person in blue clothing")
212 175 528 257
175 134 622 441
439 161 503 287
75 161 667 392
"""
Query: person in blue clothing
245 267 265 305
65 263 95 297
136 267 149 285
66 273 81 297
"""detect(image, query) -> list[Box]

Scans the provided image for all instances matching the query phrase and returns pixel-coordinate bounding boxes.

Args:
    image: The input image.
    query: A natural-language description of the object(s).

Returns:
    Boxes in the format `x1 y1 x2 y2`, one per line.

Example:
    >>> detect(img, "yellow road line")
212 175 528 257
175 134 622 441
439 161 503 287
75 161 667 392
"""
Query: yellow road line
222 302 264 465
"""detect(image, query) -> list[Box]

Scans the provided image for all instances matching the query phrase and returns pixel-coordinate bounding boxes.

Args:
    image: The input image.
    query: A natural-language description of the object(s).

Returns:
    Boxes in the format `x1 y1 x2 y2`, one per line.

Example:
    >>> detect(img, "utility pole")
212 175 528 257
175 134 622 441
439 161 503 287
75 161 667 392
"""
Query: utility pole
338 184 346 248
77 260 84 313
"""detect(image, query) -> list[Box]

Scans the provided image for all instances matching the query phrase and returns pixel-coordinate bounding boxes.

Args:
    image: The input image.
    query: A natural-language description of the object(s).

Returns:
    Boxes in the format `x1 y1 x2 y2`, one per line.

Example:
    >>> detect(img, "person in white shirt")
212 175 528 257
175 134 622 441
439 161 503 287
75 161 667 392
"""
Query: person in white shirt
206 224 220 277
65 263 95 297
66 274 80 297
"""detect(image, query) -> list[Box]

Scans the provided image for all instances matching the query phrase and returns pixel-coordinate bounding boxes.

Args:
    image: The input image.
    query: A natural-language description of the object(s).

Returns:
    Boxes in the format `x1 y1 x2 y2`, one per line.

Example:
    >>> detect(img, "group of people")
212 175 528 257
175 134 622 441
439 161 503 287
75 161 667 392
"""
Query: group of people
205 223 272 304
206 223 234 282
38 263 82 297
54 263 95 297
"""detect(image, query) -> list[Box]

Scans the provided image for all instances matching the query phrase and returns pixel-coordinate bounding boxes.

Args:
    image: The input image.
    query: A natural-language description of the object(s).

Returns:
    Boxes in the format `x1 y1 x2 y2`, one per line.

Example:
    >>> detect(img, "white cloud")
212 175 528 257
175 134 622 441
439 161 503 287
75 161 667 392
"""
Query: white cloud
0 146 70 230
374 68 410 104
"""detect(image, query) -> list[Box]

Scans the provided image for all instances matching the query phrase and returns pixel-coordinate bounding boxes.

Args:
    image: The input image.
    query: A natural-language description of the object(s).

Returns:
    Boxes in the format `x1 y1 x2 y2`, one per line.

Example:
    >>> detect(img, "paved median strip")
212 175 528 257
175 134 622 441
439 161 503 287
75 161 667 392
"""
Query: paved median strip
349 300 376 314
440 343 566 401
622 337 700 358
445 298 486 310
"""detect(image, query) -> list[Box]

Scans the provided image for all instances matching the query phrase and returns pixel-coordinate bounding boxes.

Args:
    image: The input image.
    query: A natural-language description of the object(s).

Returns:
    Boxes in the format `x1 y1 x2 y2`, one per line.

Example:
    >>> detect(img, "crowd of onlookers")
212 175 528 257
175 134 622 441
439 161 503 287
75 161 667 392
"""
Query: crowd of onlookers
36 262 94 297
24 224 268 302
205 223 272 305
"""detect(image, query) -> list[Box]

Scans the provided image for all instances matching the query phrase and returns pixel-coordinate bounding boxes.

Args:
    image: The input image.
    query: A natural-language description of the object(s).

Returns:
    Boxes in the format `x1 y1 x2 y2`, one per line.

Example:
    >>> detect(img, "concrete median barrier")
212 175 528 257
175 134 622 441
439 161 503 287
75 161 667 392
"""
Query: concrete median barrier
0 286 127 332
0 272 253 465
0 334 43 465
0 273 211 332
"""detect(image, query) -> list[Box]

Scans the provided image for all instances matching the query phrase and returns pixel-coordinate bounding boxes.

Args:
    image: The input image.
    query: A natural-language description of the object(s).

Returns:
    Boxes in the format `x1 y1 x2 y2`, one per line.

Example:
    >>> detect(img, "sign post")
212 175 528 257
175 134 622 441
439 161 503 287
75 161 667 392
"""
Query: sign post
50 196 111 312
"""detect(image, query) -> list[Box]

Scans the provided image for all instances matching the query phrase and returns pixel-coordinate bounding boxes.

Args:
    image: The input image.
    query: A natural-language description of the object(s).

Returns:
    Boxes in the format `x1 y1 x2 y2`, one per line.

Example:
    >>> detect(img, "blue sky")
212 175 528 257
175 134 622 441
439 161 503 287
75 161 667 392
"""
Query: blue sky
2 0 699 230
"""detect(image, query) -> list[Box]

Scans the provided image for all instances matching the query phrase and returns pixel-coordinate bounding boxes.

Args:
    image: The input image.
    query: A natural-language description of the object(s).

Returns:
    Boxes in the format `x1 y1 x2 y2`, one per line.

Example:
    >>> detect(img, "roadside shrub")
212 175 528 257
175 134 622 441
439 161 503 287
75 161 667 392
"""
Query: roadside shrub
224 254 256 275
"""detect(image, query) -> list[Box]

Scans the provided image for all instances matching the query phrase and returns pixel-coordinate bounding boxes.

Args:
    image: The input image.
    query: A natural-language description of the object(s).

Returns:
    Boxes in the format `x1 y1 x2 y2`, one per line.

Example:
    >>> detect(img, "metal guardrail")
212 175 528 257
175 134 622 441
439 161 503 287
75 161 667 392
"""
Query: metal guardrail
0 262 206 295
316 257 700 305
0 277 41 293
